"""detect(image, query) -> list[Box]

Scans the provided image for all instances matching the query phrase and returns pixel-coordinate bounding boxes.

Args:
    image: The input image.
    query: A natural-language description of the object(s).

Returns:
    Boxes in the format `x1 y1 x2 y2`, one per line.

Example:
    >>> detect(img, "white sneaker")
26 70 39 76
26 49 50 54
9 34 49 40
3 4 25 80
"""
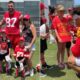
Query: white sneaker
25 71 30 76
30 69 34 77
39 70 46 77
39 72 46 77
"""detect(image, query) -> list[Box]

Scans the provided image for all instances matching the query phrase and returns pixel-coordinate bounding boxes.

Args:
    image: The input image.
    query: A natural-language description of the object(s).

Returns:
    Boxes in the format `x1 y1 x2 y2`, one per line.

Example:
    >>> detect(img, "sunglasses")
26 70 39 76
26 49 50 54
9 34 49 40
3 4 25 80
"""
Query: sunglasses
23 18 29 21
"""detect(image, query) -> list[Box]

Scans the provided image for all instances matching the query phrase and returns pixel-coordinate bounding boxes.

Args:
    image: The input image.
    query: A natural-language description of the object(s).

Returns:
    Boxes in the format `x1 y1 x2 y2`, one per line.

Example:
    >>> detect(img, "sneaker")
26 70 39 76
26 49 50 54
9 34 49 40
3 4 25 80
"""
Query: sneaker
58 63 65 69
6 69 11 75
76 73 80 78
42 64 52 69
25 71 30 76
39 70 46 77
30 69 34 77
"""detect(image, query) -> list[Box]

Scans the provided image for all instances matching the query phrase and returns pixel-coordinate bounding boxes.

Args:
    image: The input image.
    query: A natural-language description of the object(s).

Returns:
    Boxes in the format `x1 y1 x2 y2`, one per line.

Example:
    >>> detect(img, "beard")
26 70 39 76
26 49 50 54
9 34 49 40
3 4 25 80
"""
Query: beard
8 8 14 14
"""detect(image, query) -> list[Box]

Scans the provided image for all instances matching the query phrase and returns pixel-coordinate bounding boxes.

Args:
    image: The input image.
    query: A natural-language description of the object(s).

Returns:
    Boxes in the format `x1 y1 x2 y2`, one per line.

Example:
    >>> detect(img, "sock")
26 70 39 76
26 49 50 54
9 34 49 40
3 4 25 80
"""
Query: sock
16 68 18 76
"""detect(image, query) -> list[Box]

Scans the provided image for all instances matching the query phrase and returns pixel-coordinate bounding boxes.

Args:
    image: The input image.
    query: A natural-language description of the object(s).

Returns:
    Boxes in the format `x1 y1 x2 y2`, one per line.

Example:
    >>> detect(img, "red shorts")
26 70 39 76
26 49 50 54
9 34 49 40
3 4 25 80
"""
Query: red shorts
7 34 20 50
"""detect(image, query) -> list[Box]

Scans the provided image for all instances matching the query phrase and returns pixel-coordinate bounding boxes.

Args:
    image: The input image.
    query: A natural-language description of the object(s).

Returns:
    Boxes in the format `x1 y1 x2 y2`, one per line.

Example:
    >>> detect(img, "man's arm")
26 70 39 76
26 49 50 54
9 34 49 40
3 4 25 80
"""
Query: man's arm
19 14 23 34
0 18 5 27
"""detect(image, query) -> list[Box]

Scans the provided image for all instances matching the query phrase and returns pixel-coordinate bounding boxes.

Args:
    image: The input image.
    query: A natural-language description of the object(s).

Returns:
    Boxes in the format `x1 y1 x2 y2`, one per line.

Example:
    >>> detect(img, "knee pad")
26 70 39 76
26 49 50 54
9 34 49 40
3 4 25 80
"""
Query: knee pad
19 62 24 71
5 55 12 63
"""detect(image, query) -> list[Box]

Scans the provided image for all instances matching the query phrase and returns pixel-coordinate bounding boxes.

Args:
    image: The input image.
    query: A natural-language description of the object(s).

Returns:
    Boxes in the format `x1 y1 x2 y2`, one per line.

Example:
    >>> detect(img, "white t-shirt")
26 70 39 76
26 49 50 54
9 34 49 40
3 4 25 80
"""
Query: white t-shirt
40 24 46 36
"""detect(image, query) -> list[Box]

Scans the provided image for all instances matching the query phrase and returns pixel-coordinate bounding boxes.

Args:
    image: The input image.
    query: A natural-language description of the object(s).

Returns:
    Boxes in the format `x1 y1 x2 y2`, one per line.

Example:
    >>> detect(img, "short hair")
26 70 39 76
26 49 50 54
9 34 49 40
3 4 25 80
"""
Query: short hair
49 6 55 14
8 1 15 5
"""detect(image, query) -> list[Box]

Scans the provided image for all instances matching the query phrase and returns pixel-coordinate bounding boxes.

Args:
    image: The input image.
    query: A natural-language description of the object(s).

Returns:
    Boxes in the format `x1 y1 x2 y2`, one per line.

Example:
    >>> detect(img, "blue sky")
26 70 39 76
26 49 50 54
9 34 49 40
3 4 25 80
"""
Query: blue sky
74 0 80 6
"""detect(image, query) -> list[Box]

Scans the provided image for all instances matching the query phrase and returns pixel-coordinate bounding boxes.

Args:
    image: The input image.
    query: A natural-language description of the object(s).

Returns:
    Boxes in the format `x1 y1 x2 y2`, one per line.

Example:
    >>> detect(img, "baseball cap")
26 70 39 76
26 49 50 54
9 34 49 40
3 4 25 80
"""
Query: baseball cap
23 14 30 20
19 37 25 42
40 2 47 10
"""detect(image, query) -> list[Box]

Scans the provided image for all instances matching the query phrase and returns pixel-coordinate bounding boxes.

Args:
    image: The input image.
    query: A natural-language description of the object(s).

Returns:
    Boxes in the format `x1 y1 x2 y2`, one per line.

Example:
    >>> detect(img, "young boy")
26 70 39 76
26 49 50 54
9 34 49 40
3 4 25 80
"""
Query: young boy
0 29 12 75
13 37 30 78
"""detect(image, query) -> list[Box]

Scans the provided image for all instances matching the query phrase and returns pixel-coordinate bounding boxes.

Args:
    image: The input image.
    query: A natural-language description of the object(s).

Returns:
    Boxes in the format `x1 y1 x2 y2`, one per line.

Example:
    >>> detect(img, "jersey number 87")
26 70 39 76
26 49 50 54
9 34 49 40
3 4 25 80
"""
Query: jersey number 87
6 18 17 27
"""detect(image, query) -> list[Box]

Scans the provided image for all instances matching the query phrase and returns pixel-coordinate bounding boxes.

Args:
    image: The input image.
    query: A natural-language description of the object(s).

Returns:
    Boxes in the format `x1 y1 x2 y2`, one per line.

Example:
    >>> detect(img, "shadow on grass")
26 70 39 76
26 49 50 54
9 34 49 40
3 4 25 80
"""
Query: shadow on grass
45 65 66 78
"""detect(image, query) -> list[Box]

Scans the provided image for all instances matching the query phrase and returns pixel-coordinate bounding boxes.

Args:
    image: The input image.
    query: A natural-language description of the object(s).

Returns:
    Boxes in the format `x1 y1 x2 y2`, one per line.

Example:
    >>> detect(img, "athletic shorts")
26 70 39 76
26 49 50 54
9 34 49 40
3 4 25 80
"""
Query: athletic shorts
40 39 47 53
0 52 8 61
66 41 71 49
15 59 27 67
7 34 20 50
75 57 80 66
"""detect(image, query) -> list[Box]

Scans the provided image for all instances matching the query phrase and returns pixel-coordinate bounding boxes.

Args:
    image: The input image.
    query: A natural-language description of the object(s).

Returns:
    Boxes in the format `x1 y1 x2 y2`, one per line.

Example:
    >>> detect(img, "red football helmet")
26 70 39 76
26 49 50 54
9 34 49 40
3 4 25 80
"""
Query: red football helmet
19 37 25 42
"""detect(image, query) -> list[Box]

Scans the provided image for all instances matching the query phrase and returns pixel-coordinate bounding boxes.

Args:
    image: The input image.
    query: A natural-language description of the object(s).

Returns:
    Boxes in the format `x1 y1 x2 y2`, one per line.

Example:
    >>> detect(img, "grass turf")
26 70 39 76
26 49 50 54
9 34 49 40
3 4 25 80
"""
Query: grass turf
39 40 80 80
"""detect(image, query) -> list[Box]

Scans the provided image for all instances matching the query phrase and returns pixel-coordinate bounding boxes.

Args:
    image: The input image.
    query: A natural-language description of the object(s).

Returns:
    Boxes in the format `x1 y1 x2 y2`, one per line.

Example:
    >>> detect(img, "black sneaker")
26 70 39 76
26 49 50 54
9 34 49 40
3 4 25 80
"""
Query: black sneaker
6 69 11 75
42 64 52 69
39 70 46 77
76 73 80 78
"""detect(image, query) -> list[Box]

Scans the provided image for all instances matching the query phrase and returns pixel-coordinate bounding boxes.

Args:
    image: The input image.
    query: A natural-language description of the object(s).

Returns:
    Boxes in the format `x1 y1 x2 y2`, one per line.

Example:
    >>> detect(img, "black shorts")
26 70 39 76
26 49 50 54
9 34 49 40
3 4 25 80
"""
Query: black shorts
15 59 27 67
66 42 71 49
0 52 8 61
40 39 47 53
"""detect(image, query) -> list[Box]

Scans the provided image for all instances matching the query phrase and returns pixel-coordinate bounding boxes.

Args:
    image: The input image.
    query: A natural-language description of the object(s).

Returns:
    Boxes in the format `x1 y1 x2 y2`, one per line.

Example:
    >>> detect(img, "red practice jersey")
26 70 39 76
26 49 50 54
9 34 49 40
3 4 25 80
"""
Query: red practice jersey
4 10 21 35
14 45 30 59
52 16 71 42
0 36 9 54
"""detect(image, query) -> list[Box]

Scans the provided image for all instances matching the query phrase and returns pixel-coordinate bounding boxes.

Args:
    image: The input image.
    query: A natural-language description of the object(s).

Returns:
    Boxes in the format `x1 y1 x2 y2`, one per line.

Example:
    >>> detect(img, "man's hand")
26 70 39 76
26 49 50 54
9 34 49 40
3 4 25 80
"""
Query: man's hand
0 19 5 27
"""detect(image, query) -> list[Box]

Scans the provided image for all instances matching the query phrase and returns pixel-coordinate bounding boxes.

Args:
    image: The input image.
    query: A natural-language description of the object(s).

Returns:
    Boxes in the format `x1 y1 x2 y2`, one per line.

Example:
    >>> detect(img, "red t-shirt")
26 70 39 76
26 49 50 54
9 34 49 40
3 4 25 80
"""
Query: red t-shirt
4 10 21 35
52 16 71 42
14 45 30 59
0 36 9 54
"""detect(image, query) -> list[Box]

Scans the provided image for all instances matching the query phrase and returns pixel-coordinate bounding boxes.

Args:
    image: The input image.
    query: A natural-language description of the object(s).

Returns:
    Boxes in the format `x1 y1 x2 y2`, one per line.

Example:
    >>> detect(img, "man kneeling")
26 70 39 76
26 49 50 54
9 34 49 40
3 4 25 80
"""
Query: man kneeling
67 38 80 78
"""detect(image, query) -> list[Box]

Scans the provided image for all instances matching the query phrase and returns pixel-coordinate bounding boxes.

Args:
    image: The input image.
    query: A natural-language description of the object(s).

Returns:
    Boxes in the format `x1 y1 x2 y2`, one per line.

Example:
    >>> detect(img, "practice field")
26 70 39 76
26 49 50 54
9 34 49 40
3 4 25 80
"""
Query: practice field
0 38 80 80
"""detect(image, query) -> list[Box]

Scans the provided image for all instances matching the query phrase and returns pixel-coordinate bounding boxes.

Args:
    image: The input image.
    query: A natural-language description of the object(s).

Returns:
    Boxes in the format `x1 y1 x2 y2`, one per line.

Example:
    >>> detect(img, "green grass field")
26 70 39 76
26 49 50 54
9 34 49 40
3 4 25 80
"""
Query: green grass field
39 40 80 80
0 38 80 80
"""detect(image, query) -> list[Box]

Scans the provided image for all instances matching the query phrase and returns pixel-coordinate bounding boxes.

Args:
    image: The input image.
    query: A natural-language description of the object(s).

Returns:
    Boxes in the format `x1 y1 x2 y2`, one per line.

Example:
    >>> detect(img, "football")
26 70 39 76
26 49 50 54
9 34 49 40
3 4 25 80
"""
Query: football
36 64 41 72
